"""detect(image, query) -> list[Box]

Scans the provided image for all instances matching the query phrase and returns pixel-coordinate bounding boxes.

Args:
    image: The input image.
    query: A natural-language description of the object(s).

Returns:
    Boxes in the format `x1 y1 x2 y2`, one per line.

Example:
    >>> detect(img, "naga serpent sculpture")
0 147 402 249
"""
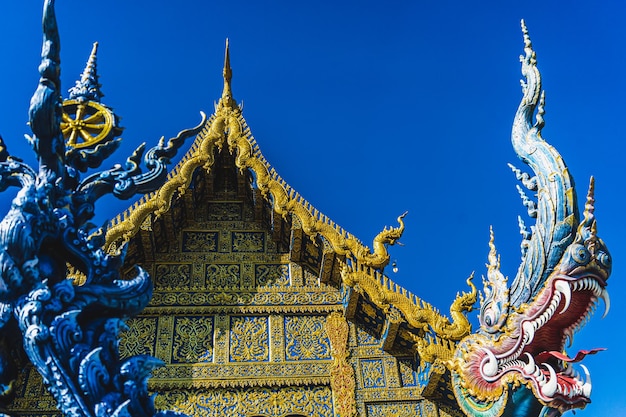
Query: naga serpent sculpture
449 21 611 417
0 1 204 416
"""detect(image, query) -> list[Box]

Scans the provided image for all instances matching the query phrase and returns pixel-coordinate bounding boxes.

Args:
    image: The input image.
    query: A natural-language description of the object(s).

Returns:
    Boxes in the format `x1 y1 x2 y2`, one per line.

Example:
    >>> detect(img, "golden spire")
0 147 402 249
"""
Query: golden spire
218 38 236 109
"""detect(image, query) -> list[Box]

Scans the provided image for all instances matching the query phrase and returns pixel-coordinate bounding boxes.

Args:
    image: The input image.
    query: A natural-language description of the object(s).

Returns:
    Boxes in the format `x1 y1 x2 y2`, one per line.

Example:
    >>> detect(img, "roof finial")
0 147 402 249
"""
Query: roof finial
219 38 236 109
69 42 103 102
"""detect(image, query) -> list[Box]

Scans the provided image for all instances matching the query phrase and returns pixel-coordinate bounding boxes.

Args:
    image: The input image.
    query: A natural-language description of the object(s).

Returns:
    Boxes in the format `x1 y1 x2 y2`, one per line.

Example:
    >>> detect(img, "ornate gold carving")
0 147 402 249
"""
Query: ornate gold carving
151 362 331 389
119 317 157 358
155 385 333 417
256 264 289 287
231 231 264 252
284 316 330 361
342 266 477 364
269 314 285 362
205 264 241 288
172 316 214 363
147 290 342 310
207 202 242 221
361 359 386 388
214 314 229 364
155 263 192 289
326 312 357 417
230 316 269 362
182 231 218 252
365 401 429 417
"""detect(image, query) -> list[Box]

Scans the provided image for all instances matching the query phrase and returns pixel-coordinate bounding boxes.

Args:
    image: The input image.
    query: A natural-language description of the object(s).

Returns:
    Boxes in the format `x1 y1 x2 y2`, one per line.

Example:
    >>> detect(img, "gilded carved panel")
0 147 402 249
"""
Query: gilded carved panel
207 202 242 221
119 317 157 358
205 263 241 288
284 316 330 361
360 359 386 388
255 263 289 287
154 263 192 289
365 401 426 417
231 231 264 252
398 358 420 388
229 316 269 362
155 385 333 417
181 231 219 252
171 316 214 363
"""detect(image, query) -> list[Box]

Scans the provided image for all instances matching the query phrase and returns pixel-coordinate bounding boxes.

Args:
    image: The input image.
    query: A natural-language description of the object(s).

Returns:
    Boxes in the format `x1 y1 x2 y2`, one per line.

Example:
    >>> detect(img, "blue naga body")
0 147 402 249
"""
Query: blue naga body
450 21 611 417
0 1 204 416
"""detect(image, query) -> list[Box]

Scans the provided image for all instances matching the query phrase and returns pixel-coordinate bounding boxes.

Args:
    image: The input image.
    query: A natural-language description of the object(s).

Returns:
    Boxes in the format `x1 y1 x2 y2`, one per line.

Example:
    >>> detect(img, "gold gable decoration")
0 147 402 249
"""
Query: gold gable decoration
103 39 475 360
94 41 475 417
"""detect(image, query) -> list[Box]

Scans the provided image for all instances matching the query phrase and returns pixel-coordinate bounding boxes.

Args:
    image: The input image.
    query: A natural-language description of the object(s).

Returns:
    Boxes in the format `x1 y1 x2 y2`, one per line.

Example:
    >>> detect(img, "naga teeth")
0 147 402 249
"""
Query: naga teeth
522 321 535 345
481 348 499 378
523 353 536 375
555 280 571 314
540 363 558 397
600 289 610 318
581 364 592 397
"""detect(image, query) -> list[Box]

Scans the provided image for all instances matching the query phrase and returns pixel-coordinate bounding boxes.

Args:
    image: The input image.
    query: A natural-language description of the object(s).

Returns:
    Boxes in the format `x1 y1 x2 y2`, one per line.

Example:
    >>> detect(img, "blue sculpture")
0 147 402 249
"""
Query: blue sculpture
0 1 202 416
450 21 611 417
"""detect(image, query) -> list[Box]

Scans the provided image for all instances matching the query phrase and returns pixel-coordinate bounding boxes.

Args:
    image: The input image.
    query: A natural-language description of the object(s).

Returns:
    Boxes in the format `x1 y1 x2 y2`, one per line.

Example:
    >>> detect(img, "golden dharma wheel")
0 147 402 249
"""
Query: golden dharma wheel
61 99 115 149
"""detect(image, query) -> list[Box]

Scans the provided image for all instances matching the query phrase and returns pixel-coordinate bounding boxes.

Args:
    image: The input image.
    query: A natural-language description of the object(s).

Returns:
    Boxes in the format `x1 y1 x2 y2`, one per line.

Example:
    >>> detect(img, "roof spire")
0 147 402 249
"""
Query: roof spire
69 42 103 102
218 38 236 109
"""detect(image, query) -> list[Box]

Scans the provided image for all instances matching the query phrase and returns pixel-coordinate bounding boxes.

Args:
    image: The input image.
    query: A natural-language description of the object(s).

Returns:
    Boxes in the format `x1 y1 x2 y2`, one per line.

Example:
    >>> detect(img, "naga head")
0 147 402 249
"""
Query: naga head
451 21 611 417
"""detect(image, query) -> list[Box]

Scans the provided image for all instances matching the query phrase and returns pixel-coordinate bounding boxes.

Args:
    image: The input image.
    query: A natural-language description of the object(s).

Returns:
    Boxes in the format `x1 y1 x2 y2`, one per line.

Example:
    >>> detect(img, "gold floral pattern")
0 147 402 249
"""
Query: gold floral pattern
285 316 330 361
230 316 269 362
361 359 385 388
119 317 157 358
155 386 333 417
182 231 218 252
172 316 214 363
231 232 264 252
206 264 241 288
366 402 426 417
256 264 289 287
155 263 192 289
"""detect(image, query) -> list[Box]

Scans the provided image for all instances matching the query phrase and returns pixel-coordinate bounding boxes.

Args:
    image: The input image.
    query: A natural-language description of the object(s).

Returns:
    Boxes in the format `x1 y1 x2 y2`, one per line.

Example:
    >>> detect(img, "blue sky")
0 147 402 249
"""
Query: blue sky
0 1 624 415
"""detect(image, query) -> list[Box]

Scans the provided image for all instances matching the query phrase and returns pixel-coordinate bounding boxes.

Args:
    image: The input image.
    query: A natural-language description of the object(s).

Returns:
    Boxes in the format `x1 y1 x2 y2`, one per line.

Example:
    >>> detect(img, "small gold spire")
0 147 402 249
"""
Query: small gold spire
219 38 236 109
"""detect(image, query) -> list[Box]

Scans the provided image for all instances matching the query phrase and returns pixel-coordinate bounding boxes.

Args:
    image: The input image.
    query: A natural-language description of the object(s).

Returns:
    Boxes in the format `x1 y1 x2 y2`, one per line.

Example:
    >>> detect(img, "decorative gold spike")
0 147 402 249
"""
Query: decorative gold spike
219 38 236 109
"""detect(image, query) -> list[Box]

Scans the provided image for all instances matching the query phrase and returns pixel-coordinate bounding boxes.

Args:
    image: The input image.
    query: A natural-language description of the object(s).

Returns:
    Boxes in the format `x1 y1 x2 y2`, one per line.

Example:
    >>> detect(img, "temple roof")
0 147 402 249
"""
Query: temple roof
104 43 476 364
106 42 384 270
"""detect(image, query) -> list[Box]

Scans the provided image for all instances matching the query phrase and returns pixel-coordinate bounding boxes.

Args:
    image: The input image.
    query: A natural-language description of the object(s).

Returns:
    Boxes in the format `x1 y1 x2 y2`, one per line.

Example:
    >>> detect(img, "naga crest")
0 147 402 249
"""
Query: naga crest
450 21 611 417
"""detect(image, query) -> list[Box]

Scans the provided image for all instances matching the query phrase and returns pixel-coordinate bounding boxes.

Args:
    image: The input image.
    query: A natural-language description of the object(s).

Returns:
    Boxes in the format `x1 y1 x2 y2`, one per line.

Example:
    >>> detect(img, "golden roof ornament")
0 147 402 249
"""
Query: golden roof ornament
218 39 237 109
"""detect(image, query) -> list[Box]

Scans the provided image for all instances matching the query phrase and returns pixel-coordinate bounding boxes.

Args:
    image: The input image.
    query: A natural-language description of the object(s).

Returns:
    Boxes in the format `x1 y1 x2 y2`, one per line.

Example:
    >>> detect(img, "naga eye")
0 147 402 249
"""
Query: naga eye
597 251 611 269
571 244 590 264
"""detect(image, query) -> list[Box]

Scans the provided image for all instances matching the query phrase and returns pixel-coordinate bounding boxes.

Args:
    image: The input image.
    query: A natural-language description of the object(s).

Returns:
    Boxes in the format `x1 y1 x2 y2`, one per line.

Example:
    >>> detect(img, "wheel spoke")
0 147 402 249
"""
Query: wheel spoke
68 129 78 146
74 104 86 121
78 128 93 142
83 111 104 124
84 123 105 130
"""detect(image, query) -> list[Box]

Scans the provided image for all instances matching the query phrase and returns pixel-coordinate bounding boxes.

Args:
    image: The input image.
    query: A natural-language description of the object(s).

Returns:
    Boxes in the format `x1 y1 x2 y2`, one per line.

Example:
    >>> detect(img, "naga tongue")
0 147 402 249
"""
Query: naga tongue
536 348 606 363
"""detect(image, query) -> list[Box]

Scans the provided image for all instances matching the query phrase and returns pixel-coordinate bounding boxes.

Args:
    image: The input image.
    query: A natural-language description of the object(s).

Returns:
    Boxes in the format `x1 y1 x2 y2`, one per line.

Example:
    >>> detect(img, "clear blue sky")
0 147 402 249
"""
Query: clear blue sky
0 1 624 416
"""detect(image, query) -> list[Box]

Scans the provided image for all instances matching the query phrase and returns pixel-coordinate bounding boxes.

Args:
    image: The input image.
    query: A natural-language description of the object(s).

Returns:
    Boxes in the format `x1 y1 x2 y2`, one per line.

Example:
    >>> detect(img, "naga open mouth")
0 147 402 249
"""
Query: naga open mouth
477 273 609 411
